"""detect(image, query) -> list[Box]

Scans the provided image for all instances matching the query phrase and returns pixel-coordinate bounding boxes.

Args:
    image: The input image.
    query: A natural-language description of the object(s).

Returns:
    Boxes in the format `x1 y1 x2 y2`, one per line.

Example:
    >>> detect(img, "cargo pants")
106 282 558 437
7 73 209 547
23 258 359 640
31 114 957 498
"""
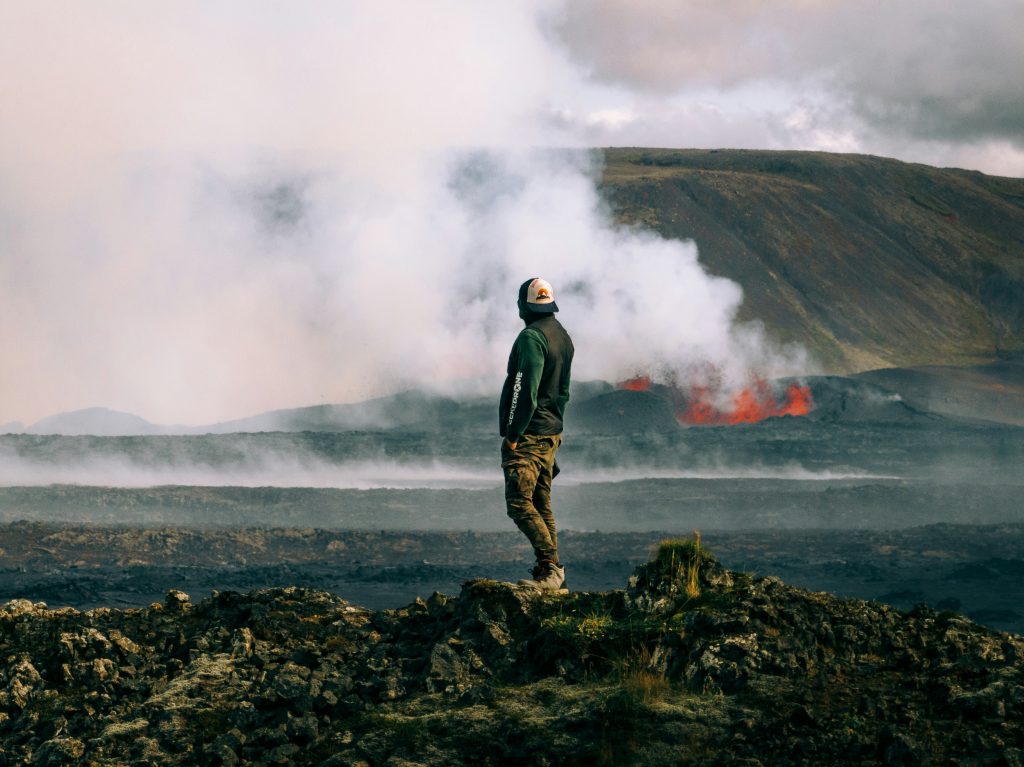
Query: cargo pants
501 433 562 565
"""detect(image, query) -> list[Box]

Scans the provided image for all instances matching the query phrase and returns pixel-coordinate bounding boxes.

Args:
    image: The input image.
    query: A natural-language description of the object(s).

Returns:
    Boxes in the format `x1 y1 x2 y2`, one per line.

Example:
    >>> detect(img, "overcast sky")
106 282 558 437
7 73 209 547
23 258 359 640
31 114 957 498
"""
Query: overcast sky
551 0 1024 175
1 1 1021 427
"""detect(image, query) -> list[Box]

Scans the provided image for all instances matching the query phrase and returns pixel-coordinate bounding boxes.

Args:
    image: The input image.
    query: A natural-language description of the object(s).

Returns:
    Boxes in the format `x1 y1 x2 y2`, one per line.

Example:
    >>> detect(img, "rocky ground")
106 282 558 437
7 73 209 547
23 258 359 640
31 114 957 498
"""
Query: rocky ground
0 541 1021 765
0 522 1022 635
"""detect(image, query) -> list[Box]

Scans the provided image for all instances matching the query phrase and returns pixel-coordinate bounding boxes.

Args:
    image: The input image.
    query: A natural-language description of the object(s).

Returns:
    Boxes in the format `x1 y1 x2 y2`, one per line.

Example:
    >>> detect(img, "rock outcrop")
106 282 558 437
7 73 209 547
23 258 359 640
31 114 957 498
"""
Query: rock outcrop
0 542 1021 765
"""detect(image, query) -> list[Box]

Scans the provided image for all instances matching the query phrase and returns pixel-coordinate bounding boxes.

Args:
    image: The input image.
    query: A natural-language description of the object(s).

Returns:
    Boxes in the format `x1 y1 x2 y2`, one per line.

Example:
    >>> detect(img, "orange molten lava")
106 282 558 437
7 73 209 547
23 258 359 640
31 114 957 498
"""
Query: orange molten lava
619 375 652 392
775 382 814 418
682 386 718 424
617 374 813 425
683 380 813 425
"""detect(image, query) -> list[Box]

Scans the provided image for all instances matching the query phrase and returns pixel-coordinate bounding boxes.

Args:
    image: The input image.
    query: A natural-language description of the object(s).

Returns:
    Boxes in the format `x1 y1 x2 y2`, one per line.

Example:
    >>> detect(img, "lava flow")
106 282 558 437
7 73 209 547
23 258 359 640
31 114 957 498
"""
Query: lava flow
620 375 652 392
617 375 814 425
685 379 813 425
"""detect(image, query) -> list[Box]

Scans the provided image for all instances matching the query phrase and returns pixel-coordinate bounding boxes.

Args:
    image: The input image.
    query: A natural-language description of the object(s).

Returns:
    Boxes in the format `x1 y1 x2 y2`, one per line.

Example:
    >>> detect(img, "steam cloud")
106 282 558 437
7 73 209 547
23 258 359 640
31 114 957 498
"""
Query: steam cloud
0 2 809 428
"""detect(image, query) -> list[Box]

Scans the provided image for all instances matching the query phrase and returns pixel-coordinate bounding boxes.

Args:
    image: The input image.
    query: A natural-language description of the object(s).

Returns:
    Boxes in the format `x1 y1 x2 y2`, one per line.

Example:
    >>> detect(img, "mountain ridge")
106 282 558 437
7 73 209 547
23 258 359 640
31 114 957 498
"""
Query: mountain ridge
599 148 1024 372
13 363 1020 438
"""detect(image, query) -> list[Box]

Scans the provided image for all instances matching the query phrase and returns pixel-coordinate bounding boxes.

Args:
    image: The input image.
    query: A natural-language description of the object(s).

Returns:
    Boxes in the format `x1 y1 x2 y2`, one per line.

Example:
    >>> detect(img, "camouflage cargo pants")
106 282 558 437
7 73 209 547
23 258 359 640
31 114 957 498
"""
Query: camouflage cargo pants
501 433 562 565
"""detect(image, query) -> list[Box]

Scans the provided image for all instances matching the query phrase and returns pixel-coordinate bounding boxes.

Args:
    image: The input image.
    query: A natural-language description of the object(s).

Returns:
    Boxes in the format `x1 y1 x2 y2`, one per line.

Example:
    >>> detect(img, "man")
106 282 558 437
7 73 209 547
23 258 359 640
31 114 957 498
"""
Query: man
499 277 574 591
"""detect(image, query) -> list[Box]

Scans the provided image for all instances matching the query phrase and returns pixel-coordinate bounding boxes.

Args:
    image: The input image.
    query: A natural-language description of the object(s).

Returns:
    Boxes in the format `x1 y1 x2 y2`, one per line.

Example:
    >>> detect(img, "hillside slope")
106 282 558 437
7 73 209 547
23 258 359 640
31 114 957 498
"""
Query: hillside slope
600 149 1024 372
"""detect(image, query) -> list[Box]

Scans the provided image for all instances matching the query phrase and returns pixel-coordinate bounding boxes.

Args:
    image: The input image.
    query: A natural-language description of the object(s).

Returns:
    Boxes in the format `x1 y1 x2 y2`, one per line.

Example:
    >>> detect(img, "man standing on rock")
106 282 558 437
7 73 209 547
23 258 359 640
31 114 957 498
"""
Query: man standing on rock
499 277 574 591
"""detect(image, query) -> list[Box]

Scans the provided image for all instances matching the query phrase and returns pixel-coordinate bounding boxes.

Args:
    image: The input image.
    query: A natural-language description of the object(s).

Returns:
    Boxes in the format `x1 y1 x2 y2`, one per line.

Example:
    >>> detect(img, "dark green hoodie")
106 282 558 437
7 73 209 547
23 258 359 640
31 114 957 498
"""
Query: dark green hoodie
499 314 574 441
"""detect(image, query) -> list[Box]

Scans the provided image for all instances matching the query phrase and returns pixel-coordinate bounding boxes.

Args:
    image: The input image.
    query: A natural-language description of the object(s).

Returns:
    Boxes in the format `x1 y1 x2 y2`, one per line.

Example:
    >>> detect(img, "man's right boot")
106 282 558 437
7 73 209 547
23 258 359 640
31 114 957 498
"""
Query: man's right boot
518 561 566 592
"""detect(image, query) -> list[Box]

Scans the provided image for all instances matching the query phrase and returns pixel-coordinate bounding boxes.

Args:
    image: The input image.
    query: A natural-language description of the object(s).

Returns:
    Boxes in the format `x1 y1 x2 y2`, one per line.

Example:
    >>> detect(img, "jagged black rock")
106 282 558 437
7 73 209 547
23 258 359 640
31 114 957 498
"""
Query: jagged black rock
0 547 1021 765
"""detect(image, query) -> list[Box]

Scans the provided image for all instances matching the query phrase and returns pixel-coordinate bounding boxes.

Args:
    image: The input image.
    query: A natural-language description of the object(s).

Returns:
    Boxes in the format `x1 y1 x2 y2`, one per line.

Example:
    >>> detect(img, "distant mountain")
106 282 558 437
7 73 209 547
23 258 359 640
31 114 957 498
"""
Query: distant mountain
22 382 616 436
600 149 1024 372
26 407 169 436
201 390 493 434
24 363 1020 438
22 394 497 436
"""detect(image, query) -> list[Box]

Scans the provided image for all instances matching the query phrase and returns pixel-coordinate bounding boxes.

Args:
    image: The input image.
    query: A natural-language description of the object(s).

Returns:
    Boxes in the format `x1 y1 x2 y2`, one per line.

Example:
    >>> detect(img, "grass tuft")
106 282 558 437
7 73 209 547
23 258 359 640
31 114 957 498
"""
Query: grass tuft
653 531 705 600
616 644 669 705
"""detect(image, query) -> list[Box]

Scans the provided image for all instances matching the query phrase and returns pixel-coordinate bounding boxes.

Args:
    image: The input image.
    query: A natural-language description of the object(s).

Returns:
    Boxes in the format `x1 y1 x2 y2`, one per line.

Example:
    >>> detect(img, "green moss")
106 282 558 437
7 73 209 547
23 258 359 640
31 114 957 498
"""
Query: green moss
541 609 614 644
357 710 431 753
323 675 736 766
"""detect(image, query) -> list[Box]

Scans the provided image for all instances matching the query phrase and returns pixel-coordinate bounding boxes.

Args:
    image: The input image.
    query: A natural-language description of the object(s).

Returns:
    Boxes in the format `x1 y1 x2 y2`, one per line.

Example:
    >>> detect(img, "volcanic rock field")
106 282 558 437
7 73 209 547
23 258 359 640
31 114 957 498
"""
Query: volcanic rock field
2 544 1022 765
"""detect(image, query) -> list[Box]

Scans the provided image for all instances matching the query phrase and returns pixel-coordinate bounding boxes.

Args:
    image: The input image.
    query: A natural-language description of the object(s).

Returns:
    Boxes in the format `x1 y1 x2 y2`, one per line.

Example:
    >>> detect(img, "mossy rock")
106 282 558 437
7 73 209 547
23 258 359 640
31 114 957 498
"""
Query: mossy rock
626 536 733 612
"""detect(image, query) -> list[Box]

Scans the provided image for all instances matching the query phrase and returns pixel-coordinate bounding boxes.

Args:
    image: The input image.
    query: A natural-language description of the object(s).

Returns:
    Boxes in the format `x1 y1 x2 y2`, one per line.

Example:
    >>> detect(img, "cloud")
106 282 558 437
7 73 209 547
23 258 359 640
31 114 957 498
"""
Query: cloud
553 0 1024 168
9 1 1018 427
0 2 809 427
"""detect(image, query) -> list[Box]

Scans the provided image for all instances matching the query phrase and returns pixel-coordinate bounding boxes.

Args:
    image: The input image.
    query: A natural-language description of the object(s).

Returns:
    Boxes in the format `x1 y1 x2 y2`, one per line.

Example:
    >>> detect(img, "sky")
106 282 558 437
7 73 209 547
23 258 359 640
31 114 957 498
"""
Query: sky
554 0 1024 174
0 1 1021 427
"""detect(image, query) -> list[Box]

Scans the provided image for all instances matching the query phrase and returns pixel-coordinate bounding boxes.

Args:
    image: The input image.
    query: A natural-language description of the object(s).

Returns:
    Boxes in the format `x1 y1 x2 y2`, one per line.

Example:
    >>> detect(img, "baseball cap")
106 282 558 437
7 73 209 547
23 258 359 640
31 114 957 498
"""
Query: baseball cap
518 277 559 313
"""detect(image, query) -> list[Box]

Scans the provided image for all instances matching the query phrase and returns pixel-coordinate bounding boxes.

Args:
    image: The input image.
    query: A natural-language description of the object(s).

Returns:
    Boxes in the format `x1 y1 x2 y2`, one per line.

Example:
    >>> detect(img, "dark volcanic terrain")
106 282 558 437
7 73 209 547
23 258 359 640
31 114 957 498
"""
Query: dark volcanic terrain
1 371 1021 635
1 543 1021 766
1 522 1023 636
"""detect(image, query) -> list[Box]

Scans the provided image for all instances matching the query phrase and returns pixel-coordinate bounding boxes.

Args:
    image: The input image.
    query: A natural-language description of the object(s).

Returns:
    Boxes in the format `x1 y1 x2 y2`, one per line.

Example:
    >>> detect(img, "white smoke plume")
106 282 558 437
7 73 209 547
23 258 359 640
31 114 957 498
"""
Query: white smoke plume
0 2 807 427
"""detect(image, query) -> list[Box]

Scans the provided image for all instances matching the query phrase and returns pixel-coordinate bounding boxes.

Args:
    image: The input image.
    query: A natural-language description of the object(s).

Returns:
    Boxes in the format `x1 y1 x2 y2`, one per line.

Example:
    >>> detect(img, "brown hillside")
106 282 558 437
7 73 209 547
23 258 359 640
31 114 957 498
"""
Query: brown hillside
599 149 1024 372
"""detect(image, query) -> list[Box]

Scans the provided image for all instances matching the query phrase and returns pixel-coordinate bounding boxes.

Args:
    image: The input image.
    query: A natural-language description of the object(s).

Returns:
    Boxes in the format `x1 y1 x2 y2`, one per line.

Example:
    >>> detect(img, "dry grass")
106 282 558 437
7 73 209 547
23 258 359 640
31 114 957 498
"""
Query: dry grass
653 531 704 600
617 644 669 705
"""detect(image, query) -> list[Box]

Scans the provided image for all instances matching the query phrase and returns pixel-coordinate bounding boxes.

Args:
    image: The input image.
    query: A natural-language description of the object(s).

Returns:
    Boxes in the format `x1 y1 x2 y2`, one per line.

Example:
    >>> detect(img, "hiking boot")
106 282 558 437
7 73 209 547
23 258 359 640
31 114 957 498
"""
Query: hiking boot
517 565 543 587
518 562 567 592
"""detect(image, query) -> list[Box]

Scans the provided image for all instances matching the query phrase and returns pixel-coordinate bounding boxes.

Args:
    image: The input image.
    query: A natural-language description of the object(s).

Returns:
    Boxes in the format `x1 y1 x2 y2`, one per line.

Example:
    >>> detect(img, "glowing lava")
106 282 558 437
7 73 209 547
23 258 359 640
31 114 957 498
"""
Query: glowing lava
617 375 814 425
619 375 652 392
684 380 813 425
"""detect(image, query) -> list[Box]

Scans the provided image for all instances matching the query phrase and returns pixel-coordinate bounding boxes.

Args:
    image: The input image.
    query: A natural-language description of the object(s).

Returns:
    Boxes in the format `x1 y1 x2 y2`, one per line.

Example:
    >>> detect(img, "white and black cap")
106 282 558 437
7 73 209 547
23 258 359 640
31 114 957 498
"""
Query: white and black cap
518 277 559 313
